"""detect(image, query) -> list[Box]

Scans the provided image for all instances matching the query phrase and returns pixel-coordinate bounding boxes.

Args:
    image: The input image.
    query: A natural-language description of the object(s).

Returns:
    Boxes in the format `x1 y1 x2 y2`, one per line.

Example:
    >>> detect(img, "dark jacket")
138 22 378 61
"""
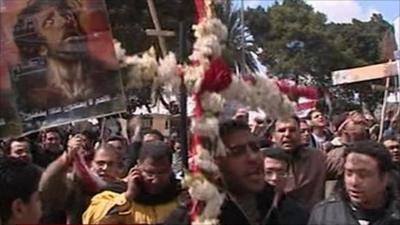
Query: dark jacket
125 141 142 171
164 184 308 225
308 190 400 225
273 194 309 225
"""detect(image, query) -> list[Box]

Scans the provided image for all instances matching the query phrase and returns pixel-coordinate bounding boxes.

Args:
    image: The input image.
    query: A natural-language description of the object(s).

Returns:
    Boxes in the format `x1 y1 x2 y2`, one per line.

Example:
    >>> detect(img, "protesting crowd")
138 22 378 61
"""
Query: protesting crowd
1 0 400 225
1 108 400 225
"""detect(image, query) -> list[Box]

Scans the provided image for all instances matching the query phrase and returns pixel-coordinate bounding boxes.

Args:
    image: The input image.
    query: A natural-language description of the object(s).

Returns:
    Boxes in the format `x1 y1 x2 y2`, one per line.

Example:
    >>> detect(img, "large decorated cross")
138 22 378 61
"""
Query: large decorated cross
114 0 295 224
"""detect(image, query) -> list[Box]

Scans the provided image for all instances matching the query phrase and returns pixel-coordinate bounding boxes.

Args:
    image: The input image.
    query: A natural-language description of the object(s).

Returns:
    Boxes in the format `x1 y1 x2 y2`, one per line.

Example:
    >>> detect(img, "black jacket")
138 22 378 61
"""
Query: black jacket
308 191 400 225
164 184 308 225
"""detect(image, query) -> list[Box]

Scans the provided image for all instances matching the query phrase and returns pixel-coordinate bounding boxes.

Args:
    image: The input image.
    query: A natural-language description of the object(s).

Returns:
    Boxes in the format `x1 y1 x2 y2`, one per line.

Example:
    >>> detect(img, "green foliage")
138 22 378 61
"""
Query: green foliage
244 0 394 113
105 0 194 112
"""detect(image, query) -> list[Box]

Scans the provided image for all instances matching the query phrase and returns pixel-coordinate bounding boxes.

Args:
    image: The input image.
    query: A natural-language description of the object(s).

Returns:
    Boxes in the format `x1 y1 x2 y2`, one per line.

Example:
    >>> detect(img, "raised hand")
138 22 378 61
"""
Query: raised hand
124 166 143 201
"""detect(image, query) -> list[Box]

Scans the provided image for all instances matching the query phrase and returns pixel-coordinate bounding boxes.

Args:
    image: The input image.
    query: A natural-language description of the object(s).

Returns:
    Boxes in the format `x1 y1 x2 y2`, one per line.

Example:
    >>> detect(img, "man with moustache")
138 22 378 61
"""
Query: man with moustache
12 0 120 109
83 140 181 224
308 141 400 225
34 127 64 168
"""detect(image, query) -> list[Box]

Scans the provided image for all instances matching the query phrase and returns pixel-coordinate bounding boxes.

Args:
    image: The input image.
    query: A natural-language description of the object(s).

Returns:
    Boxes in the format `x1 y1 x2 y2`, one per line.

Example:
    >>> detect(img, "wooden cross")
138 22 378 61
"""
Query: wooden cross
145 0 176 57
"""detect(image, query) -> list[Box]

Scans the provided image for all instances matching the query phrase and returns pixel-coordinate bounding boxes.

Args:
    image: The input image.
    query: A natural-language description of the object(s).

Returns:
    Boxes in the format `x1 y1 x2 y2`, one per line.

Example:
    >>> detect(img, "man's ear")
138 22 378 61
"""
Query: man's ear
10 198 27 222
271 134 276 143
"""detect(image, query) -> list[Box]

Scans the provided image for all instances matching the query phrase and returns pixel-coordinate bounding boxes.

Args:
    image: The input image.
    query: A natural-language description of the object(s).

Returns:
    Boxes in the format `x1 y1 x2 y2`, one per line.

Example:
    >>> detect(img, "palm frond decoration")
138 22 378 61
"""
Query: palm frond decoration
215 0 261 74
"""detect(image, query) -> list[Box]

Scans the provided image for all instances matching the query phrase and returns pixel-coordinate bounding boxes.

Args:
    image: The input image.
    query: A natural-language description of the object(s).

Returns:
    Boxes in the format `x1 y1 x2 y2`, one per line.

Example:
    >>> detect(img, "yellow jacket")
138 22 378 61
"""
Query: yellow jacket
82 190 179 224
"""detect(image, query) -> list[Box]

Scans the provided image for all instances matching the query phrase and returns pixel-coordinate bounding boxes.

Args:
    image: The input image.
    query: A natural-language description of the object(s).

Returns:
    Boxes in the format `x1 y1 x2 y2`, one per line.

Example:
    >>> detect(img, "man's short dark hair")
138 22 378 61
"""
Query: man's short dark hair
262 147 291 164
3 137 30 155
138 140 172 163
382 135 399 143
344 140 393 174
306 109 321 120
0 158 42 223
219 119 250 139
144 129 165 142
39 127 63 142
270 116 300 132
95 143 121 156
106 135 127 145
70 129 98 145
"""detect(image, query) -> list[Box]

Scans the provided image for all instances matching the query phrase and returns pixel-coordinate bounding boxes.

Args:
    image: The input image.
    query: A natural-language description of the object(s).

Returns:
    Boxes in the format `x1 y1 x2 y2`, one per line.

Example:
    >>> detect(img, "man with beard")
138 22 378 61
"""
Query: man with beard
39 136 125 224
12 0 120 109
82 140 181 224
34 127 64 168
308 141 400 225
271 116 327 212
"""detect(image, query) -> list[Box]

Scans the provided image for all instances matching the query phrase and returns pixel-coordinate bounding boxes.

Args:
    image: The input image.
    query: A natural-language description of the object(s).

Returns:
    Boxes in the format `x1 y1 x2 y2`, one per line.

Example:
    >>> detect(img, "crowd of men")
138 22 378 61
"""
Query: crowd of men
1 108 400 225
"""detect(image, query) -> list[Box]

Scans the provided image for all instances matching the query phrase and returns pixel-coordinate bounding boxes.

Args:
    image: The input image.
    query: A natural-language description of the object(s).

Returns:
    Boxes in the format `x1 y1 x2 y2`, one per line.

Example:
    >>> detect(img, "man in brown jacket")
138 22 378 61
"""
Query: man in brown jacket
271 116 327 212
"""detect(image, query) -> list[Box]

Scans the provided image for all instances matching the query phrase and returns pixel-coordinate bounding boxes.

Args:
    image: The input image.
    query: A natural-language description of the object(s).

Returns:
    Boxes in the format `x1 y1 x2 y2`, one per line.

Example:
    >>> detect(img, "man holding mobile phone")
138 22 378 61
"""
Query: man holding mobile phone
83 140 181 224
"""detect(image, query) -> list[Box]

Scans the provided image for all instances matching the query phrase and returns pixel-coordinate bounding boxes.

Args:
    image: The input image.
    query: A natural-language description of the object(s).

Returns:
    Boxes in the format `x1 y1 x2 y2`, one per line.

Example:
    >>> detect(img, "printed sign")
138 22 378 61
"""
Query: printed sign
0 0 125 136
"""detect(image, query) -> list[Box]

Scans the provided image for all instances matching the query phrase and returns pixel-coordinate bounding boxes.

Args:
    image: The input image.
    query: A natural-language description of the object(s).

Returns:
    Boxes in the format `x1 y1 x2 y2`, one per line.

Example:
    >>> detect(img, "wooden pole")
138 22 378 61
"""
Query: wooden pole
178 20 188 169
146 0 168 57
378 76 391 142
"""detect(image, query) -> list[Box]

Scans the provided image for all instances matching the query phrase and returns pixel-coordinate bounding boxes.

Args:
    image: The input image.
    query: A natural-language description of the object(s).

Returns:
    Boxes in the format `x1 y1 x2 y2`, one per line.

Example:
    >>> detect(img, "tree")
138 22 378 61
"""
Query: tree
245 0 394 113
326 14 394 112
245 0 347 87
105 0 194 55
105 0 195 112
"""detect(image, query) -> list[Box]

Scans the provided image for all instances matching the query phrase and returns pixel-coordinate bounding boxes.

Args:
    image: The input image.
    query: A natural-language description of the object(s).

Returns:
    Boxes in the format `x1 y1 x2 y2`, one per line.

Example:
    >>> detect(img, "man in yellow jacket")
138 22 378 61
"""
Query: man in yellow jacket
83 140 181 224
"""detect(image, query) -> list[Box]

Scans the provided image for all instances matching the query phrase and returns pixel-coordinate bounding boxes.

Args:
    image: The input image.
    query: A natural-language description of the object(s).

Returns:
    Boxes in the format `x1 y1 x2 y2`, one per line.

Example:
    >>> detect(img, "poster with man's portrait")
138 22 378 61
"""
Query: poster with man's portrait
0 36 22 138
0 0 126 134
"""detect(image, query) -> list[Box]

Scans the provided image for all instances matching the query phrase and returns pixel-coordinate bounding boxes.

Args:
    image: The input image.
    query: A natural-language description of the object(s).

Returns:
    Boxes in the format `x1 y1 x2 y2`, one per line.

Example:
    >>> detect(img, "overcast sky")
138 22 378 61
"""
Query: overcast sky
233 0 400 24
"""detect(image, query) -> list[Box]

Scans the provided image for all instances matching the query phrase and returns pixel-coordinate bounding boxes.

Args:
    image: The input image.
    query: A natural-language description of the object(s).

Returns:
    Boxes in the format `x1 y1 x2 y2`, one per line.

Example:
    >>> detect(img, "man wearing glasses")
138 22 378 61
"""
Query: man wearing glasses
83 140 181 224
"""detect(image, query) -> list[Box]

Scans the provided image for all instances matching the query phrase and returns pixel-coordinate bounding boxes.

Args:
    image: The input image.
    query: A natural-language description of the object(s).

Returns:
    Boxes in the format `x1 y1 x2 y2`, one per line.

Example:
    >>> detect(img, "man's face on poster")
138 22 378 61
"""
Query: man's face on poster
33 5 86 60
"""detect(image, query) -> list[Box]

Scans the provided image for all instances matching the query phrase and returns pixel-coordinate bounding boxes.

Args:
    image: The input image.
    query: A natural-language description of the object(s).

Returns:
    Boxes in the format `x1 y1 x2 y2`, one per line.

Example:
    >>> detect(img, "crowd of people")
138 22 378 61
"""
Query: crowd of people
1 108 400 225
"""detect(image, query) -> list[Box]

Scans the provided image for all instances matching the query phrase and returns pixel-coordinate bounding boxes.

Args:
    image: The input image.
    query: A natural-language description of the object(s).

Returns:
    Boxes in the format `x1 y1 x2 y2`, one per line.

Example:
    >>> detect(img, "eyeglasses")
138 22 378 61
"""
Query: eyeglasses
141 169 170 179
227 141 260 156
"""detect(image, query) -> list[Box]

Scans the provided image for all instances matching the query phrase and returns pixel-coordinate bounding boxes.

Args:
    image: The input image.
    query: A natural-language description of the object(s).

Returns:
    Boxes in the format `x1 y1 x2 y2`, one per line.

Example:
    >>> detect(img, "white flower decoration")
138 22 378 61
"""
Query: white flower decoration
201 92 225 114
191 116 219 138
